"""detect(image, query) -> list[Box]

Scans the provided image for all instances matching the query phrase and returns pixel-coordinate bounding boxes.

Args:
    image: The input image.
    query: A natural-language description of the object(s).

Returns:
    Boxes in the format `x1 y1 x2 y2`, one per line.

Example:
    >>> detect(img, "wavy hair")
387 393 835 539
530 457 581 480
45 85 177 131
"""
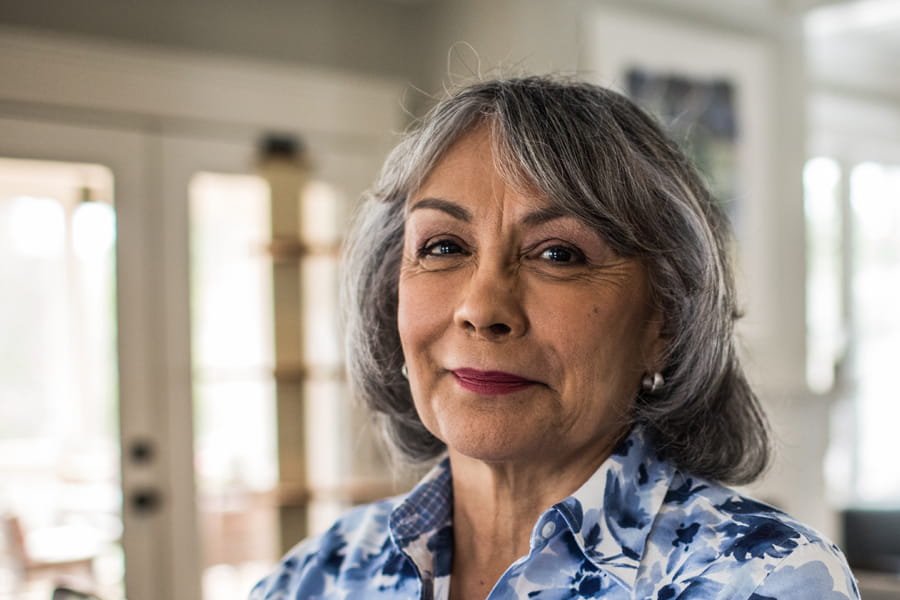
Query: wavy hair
342 75 769 484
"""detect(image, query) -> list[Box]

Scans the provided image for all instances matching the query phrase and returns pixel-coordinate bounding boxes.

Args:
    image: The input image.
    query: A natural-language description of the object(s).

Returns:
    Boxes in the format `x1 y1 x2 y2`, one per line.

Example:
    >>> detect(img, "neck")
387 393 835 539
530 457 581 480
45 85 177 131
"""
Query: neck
447 433 624 599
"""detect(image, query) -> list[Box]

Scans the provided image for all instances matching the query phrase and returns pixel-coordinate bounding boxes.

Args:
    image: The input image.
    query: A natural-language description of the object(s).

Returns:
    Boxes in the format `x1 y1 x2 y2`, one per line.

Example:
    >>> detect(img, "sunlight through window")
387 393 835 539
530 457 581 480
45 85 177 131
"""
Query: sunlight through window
850 162 900 503
0 159 121 600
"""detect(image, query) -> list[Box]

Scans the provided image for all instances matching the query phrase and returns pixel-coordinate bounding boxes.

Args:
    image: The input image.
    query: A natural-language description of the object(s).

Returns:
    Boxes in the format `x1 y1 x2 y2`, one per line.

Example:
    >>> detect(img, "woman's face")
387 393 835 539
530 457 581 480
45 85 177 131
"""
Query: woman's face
398 126 663 467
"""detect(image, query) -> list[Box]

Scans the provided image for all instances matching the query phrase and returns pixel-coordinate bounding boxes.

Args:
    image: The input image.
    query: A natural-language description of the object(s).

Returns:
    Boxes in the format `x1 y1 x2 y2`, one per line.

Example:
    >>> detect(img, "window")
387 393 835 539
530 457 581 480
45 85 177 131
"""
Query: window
848 162 900 503
804 157 845 394
0 158 122 599
807 157 900 505
188 170 349 600
190 172 278 599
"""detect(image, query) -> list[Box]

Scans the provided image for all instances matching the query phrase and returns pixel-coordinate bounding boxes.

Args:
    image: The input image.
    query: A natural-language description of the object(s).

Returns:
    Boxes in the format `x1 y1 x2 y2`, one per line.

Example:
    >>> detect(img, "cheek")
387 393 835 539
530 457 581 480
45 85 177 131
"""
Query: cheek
539 296 648 380
528 288 602 346
397 276 444 352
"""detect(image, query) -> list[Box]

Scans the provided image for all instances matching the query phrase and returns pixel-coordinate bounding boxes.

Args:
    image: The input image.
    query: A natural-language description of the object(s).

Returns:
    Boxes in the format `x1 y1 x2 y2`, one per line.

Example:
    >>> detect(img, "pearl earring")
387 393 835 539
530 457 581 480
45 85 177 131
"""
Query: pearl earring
642 372 664 393
401 364 408 379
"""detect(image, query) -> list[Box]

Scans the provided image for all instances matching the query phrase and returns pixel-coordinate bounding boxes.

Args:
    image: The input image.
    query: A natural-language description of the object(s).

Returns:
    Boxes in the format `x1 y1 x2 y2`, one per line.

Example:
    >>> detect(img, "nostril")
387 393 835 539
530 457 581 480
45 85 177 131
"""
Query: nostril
489 323 511 336
459 319 517 338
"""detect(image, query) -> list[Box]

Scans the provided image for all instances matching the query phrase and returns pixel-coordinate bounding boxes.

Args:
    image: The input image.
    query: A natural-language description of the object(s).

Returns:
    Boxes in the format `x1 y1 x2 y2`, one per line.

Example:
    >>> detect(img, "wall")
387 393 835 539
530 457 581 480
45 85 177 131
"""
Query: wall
0 0 432 84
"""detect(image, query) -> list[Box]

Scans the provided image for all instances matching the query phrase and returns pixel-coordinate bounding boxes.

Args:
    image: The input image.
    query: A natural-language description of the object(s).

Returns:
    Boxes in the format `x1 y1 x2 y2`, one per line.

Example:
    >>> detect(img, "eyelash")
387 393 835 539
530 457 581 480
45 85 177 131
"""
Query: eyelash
417 238 468 258
535 244 585 265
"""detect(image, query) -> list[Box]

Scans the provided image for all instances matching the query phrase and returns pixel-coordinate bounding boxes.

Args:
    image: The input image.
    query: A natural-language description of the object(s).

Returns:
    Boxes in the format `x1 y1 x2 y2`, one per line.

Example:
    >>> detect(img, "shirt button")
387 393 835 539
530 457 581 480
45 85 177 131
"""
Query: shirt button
541 521 556 538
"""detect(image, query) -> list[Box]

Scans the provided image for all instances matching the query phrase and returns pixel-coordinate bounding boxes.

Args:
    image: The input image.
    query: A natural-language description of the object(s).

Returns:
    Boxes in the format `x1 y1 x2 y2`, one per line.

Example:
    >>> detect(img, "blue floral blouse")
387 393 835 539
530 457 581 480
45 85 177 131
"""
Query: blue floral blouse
249 427 859 599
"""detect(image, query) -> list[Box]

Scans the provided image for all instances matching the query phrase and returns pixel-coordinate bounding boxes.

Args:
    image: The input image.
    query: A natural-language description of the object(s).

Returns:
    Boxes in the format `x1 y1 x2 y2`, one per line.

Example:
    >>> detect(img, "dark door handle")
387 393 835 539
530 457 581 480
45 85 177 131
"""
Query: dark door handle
130 488 163 514
129 438 156 464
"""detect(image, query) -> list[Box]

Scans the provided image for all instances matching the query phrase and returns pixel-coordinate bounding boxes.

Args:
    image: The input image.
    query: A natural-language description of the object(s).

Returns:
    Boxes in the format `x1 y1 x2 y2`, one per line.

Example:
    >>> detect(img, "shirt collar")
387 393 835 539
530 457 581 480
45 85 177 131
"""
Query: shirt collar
552 426 674 591
389 457 453 547
388 457 454 583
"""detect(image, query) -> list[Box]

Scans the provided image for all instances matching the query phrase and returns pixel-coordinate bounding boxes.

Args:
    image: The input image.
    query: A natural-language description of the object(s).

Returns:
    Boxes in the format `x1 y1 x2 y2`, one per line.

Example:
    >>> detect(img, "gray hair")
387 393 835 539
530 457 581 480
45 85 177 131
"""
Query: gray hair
343 75 769 484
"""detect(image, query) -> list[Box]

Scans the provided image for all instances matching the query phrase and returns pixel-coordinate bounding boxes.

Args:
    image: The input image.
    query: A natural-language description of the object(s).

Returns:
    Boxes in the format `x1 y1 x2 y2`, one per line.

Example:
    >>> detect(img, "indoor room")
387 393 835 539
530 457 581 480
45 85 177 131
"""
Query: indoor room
0 0 898 599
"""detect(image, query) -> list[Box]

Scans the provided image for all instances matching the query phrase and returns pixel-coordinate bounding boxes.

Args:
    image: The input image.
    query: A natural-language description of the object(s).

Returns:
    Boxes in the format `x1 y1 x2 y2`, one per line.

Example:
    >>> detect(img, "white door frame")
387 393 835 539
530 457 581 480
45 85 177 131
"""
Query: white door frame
0 114 181 600
0 26 401 600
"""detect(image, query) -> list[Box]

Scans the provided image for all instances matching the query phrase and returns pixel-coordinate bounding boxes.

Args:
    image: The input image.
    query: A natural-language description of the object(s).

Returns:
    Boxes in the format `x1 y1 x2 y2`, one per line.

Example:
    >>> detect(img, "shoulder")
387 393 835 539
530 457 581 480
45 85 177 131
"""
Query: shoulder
656 472 834 558
248 497 415 600
638 472 859 599
750 536 861 599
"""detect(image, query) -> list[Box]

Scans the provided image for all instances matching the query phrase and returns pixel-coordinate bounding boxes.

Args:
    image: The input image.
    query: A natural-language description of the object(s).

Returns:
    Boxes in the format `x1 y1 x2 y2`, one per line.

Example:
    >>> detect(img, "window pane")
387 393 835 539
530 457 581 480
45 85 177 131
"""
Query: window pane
190 172 356 598
189 172 278 600
0 159 121 600
304 378 350 535
302 255 341 370
191 173 275 373
850 162 900 503
804 157 844 393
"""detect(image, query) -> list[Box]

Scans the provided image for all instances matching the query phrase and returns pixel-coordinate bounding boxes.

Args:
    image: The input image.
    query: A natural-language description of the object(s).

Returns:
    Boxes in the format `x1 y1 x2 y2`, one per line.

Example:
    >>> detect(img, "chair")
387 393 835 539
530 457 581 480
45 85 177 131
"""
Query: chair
51 586 104 600
2 514 96 584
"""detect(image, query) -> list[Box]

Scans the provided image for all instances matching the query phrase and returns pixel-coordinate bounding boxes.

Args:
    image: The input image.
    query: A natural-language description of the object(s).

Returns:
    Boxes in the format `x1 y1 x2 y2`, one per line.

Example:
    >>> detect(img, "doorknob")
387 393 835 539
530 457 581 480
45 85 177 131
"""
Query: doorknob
128 438 156 464
130 488 163 515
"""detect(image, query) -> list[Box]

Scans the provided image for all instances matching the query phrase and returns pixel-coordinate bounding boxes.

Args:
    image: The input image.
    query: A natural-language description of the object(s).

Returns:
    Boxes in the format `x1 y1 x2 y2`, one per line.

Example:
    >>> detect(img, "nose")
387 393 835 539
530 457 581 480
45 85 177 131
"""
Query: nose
453 265 527 341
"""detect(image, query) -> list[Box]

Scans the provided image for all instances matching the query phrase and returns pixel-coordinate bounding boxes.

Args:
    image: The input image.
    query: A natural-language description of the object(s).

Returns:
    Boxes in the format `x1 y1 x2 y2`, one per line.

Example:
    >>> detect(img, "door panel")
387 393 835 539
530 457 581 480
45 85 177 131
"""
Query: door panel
0 157 119 600
0 117 189 600
0 116 397 600
161 136 270 600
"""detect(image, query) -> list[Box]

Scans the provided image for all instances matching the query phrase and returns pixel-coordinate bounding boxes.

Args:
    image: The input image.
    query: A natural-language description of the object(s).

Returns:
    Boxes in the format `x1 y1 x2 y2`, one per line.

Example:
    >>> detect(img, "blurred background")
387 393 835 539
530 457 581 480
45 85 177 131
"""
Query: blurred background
0 0 898 599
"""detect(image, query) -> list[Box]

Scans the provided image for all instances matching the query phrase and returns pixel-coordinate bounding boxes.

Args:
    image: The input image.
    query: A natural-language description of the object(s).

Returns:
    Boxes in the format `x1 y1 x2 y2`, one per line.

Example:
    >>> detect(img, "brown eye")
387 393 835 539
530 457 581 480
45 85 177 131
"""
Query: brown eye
540 245 581 263
427 240 463 256
428 240 462 254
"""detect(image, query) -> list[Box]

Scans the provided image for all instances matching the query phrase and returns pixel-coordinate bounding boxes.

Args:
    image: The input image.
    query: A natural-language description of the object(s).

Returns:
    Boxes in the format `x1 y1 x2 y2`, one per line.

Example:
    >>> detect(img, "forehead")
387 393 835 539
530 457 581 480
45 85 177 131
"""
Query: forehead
419 126 496 184
412 126 546 212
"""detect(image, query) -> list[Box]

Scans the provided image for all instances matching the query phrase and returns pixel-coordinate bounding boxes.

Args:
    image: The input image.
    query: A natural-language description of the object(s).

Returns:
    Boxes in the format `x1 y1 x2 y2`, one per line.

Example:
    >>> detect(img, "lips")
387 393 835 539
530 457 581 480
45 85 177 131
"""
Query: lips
452 368 538 395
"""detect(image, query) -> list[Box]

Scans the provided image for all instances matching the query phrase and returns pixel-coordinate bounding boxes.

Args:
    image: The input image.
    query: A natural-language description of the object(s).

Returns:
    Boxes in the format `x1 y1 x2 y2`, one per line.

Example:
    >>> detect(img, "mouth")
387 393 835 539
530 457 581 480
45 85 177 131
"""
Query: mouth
451 368 539 396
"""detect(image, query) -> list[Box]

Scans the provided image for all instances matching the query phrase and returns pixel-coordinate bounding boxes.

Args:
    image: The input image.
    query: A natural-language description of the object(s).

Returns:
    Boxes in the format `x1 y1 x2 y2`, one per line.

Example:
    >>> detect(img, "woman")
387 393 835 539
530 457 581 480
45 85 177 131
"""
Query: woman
250 76 858 599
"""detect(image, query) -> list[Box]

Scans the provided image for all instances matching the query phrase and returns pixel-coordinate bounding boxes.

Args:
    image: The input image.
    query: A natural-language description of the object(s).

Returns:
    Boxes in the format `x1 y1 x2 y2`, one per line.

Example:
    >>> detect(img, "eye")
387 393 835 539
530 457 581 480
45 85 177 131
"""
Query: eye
539 245 583 264
419 238 466 257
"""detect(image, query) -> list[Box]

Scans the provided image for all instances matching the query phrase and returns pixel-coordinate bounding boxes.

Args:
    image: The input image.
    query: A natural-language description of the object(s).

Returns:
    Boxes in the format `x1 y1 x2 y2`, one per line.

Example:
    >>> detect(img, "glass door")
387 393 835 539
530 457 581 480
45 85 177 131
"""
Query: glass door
160 135 282 600
165 134 397 600
0 117 403 600
0 120 135 600
0 116 185 600
0 158 120 600
189 170 280 598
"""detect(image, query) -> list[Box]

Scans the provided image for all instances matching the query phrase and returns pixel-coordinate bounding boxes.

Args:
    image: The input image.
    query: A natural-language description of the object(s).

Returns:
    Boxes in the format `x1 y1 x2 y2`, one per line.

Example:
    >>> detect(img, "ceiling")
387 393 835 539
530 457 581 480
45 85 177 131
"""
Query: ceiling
805 0 900 102
591 0 900 103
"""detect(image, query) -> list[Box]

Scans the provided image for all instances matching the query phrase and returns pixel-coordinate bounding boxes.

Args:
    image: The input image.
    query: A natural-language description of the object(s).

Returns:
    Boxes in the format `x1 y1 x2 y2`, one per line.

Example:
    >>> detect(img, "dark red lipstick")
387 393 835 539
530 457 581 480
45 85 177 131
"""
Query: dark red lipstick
452 368 537 395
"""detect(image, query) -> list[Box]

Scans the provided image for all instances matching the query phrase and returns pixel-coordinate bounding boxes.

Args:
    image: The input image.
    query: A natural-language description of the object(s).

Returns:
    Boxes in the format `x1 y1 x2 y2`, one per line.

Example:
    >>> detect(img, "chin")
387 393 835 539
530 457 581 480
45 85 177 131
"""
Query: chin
441 422 546 465
417 384 557 463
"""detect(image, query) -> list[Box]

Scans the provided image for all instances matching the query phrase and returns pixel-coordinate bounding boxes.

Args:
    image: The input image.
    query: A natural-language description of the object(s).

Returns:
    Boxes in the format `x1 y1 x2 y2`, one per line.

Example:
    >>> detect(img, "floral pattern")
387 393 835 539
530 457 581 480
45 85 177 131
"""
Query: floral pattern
248 428 859 599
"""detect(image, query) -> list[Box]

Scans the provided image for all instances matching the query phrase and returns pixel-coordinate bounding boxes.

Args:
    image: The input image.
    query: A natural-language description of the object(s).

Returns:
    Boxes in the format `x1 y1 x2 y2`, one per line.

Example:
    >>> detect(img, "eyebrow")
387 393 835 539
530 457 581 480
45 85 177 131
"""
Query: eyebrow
409 197 571 227
520 205 570 227
409 197 472 222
